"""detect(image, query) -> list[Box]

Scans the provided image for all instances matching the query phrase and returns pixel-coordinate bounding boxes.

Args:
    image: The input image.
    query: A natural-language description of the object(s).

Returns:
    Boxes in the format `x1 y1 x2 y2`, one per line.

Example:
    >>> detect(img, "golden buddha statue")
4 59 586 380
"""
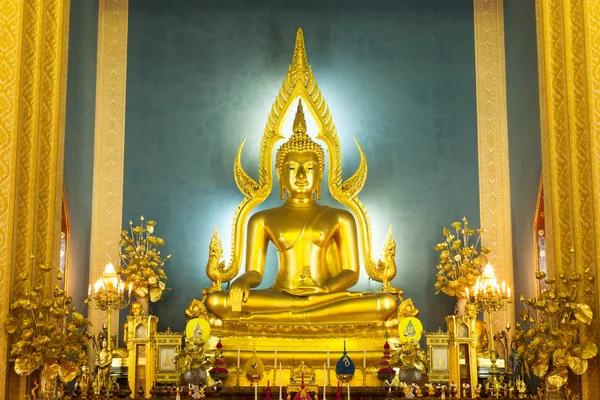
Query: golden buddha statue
205 101 397 324
190 27 409 387
465 302 489 357
123 301 143 346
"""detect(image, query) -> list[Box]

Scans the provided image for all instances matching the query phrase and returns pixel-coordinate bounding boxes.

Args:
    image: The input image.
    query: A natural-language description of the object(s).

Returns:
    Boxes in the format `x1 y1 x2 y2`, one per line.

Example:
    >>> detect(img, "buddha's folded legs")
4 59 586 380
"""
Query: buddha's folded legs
205 290 397 324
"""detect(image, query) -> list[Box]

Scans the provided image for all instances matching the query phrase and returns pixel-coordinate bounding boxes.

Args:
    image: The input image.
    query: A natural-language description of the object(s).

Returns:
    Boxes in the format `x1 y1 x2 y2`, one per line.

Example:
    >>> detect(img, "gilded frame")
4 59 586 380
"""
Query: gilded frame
155 329 183 383
425 328 450 383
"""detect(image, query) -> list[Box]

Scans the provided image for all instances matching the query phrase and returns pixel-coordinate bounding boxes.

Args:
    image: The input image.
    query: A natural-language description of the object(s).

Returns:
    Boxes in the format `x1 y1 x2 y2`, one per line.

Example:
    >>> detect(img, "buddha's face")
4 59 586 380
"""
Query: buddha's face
280 151 321 200
130 302 142 317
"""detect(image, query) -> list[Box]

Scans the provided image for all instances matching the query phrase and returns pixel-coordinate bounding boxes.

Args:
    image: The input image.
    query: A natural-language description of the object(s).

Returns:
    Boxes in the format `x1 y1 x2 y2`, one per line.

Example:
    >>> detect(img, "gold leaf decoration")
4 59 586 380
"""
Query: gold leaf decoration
58 360 77 383
553 349 568 366
37 263 52 271
573 303 593 324
573 341 598 360
514 265 596 382
533 361 549 378
567 354 588 375
43 361 59 380
434 217 486 298
7 257 90 379
14 357 35 376
119 216 170 302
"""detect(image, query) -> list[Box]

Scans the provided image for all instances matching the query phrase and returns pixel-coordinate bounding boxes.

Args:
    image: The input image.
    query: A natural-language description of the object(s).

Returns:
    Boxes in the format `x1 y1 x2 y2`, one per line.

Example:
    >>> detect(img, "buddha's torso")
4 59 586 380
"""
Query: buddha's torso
252 204 348 292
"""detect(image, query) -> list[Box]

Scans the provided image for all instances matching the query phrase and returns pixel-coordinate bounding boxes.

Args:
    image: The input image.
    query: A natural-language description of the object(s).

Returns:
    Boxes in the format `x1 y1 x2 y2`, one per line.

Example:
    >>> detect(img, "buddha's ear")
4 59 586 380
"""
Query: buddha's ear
276 168 285 200
315 186 321 200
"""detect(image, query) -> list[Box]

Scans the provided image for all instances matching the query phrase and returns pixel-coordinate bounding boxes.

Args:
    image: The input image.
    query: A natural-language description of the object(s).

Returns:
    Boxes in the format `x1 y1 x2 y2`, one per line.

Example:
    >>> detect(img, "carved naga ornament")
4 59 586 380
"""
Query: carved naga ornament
206 28 399 292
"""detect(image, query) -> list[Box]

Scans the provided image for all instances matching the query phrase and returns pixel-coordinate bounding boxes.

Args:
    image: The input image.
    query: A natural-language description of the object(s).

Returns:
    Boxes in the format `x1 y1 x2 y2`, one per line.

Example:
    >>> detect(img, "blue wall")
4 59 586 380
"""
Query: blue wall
504 0 541 319
64 0 98 311
124 0 480 333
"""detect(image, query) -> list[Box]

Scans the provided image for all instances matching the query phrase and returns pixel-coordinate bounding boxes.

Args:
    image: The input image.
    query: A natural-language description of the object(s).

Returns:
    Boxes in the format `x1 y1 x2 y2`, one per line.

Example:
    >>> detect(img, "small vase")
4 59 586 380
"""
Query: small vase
182 368 207 386
39 365 59 400
398 368 422 384
455 297 467 316
135 294 151 316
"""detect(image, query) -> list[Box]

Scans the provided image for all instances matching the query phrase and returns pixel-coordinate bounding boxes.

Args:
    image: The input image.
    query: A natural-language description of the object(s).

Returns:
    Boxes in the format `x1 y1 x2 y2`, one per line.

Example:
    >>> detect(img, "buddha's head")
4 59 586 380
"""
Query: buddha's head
130 301 142 317
275 100 325 201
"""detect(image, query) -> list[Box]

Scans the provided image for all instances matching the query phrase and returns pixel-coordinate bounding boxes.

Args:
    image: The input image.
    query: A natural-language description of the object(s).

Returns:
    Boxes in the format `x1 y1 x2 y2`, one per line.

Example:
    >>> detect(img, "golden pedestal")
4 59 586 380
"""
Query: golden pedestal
208 320 400 388
126 315 158 398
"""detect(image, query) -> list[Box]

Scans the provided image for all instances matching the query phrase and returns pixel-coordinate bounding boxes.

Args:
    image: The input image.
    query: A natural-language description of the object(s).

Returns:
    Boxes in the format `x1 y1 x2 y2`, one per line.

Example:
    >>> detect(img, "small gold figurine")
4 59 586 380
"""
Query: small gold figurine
78 364 90 394
94 336 112 394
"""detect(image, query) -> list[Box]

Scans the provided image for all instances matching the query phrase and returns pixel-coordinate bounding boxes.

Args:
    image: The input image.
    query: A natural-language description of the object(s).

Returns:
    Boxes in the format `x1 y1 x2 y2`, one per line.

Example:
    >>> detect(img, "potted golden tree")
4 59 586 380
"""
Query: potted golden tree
391 339 428 384
434 216 489 315
6 261 91 399
513 266 597 399
118 216 171 315
174 336 213 388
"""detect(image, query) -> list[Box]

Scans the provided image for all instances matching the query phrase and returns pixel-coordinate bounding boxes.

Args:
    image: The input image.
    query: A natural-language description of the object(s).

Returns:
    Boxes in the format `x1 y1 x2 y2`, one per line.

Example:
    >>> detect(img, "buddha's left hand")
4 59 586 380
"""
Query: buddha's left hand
285 285 331 296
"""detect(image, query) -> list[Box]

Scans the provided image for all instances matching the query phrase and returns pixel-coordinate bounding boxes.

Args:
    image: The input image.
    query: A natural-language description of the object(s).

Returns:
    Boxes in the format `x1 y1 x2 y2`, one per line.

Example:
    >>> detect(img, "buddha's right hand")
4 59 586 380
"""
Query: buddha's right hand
229 277 250 312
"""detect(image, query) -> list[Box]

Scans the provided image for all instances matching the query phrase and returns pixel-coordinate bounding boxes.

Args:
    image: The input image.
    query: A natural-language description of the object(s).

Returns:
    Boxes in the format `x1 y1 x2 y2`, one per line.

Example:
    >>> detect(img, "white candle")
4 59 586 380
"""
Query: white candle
347 383 350 400
279 363 283 400
88 285 91 296
237 347 241 369
465 287 469 299
327 347 330 368
254 383 258 400
323 363 327 400
363 346 366 369
274 348 277 371
507 287 511 298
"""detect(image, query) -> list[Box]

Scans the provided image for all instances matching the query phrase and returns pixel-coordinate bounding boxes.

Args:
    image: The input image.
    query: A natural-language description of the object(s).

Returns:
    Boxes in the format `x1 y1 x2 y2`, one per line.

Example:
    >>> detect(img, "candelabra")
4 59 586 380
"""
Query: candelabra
466 263 511 399
88 262 132 395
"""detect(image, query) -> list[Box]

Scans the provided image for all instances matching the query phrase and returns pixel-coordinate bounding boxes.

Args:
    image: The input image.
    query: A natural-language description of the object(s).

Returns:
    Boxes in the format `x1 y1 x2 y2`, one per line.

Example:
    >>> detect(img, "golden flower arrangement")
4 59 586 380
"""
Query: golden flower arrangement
391 340 428 371
513 266 597 388
173 337 213 372
434 217 489 298
6 261 90 386
119 216 171 302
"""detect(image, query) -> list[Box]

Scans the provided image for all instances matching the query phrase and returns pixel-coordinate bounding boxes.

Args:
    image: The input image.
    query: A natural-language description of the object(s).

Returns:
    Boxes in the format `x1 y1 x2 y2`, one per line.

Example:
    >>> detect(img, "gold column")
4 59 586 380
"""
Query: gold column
88 0 129 338
0 0 70 398
473 0 515 329
536 0 600 394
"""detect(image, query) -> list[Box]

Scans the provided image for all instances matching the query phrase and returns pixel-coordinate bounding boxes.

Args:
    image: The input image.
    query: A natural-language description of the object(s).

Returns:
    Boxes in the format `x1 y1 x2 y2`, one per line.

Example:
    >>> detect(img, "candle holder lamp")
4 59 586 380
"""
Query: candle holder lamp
89 262 132 395
466 263 511 399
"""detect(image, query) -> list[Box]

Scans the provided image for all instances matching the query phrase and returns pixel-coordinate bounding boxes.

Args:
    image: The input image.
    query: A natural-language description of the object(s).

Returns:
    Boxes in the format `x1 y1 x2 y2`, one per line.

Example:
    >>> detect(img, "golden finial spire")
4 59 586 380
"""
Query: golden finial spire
290 28 310 86
292 99 307 134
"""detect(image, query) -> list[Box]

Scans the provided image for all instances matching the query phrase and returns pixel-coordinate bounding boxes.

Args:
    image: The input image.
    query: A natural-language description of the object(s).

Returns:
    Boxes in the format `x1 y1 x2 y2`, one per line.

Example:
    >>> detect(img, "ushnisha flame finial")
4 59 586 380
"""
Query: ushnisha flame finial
292 99 307 134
